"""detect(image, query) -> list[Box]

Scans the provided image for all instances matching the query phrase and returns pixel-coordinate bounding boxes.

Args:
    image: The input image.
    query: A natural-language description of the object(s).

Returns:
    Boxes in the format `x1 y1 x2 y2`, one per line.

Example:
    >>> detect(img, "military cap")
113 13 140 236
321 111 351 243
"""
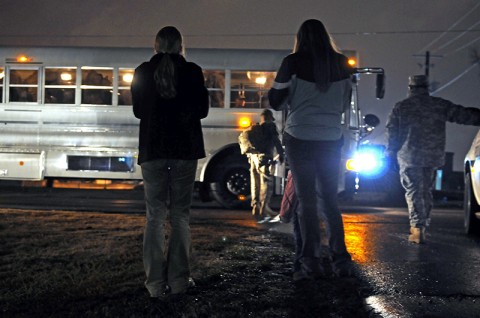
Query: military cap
261 109 275 121
408 75 429 87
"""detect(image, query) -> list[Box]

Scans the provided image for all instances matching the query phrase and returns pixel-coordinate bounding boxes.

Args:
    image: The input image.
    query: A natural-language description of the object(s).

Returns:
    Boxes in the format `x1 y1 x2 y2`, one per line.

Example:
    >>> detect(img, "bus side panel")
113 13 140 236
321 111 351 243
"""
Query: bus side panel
0 151 45 180
0 105 141 180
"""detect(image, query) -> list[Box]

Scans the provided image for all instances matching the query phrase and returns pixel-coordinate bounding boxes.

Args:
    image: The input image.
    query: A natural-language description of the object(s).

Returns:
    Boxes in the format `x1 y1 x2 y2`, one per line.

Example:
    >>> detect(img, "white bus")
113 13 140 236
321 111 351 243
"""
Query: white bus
0 46 384 208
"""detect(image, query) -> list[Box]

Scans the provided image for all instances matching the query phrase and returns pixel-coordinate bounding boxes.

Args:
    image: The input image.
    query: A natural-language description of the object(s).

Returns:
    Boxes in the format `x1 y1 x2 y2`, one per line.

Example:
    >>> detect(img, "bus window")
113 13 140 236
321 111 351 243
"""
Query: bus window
81 68 113 105
204 70 225 108
118 69 134 106
44 68 76 104
9 69 39 103
0 67 3 102
230 71 275 108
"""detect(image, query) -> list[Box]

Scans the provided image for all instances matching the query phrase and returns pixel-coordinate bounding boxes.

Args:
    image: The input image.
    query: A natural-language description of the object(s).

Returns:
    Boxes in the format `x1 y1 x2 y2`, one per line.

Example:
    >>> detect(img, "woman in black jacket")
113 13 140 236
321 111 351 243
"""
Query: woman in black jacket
131 26 209 299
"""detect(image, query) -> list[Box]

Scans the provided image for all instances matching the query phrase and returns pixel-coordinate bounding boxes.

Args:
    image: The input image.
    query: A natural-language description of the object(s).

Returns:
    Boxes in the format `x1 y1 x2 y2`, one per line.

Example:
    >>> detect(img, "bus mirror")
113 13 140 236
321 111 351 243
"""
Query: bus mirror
364 114 380 128
376 73 385 99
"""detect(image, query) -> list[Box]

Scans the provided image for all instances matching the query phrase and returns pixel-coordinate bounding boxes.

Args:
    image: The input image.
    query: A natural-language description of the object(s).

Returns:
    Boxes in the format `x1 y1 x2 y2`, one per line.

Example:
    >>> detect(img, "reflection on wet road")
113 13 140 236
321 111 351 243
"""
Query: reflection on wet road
343 213 377 264
339 207 480 318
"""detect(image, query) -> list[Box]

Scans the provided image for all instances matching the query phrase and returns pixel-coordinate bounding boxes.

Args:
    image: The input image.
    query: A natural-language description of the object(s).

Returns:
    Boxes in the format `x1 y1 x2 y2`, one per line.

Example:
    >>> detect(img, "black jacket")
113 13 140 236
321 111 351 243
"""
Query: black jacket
261 121 283 158
131 53 209 164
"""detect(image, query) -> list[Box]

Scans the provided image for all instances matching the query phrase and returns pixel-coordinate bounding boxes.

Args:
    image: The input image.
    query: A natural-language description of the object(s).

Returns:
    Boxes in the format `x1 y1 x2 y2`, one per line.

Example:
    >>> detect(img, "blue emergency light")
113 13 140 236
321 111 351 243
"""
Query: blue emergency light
346 144 387 177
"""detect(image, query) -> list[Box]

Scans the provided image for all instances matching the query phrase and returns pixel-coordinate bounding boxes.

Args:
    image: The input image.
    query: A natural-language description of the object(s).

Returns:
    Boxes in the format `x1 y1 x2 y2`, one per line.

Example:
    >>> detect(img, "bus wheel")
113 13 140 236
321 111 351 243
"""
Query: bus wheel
210 165 250 209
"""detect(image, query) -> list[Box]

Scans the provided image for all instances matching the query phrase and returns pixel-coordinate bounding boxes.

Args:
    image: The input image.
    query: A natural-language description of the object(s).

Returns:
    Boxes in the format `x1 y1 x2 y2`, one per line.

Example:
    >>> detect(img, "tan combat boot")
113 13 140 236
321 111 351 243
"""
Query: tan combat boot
408 227 426 244
252 204 260 219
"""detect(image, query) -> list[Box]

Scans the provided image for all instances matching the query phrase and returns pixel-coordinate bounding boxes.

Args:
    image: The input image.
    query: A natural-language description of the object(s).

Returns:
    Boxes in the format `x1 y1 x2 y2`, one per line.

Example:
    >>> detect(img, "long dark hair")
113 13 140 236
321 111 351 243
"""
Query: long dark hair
294 19 346 92
153 26 183 99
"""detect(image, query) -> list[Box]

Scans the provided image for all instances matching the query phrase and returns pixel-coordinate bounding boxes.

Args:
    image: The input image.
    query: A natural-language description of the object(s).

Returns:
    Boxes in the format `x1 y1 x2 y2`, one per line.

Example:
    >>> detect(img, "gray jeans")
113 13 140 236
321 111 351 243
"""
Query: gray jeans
284 133 350 274
141 159 197 296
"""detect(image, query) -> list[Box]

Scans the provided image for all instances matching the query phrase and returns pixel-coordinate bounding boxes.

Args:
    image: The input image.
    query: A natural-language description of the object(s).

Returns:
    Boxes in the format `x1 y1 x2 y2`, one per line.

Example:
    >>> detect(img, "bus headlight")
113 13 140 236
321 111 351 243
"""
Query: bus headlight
346 145 386 177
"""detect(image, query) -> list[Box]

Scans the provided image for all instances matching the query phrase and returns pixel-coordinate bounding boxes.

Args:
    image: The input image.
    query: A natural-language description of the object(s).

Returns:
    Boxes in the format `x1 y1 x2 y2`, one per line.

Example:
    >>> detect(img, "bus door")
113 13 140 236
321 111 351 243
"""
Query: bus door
0 62 46 180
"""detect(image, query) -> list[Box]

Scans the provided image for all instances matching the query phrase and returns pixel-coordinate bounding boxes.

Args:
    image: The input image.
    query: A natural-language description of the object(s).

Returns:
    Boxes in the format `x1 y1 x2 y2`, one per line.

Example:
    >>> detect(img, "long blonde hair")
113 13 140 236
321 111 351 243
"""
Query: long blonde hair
153 26 184 99
294 19 347 92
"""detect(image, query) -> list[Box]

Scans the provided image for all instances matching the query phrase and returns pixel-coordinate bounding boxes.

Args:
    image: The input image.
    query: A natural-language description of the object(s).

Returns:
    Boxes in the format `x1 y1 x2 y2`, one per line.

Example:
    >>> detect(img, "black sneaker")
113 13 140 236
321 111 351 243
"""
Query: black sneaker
332 260 355 278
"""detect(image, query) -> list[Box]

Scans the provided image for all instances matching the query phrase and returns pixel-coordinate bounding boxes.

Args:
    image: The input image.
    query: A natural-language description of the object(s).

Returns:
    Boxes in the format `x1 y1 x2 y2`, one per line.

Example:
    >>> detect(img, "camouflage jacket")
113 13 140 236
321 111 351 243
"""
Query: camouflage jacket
385 92 480 168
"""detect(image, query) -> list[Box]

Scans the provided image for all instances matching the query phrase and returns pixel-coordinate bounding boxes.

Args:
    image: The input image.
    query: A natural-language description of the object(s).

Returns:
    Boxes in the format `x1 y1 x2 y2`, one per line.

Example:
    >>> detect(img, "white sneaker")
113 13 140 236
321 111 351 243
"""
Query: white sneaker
268 215 281 223
257 216 272 224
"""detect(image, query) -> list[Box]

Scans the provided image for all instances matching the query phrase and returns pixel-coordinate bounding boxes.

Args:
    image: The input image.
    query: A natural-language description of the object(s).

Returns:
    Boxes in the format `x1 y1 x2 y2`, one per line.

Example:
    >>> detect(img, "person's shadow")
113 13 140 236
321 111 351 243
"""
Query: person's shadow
289 279 326 317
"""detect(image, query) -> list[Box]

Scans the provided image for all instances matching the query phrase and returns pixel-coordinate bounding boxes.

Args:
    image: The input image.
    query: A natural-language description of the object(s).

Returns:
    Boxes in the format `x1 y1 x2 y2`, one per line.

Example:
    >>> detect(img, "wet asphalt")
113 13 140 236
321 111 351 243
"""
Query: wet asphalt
346 207 480 318
1 187 480 317
271 205 480 318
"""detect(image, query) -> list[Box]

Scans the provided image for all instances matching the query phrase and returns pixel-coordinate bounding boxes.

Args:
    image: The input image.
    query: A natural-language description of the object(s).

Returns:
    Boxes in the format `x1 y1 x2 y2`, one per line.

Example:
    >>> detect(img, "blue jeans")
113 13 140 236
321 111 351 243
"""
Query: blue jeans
141 159 197 296
284 133 350 273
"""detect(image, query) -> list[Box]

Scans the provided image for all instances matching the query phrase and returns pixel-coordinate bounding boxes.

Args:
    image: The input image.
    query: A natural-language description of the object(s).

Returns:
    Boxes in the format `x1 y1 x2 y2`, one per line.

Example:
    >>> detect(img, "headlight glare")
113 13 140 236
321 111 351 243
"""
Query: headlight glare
346 145 387 177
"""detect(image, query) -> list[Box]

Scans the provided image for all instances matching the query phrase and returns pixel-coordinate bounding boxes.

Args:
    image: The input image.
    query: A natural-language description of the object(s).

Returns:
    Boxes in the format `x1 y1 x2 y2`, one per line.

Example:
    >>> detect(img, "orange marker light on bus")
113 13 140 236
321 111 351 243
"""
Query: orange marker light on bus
19 161 25 166
238 117 251 128
16 55 31 63
348 58 356 66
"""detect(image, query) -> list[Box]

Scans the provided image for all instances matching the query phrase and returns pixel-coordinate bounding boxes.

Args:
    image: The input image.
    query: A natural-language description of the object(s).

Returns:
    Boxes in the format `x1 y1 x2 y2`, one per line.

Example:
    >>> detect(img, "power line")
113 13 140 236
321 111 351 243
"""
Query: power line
416 1 480 54
445 35 480 57
431 63 479 95
434 20 480 53
0 29 480 39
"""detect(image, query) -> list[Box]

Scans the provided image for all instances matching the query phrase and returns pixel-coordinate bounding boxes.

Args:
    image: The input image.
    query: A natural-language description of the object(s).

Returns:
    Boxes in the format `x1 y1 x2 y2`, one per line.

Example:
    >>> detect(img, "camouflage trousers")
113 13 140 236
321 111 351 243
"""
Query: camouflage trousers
399 166 436 228
248 154 274 216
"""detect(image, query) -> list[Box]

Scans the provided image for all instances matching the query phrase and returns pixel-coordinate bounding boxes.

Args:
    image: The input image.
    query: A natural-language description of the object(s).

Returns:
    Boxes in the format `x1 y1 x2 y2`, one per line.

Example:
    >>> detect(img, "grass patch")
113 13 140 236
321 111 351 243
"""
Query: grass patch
0 209 368 317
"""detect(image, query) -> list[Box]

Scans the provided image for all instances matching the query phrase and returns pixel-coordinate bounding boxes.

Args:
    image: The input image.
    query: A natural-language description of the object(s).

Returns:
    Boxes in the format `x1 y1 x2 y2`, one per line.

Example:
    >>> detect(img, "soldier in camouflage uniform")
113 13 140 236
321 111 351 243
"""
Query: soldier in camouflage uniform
386 75 480 243
249 109 284 221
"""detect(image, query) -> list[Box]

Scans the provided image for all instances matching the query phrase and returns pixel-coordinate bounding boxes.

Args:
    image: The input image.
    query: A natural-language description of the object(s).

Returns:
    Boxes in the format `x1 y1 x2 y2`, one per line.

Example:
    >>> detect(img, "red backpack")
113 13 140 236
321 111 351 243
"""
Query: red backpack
279 171 297 223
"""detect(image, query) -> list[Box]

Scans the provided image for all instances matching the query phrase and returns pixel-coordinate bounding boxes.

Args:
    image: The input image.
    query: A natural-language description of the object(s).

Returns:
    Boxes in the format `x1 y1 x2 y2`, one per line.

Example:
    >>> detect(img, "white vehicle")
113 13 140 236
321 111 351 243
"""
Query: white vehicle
0 46 384 208
463 130 480 234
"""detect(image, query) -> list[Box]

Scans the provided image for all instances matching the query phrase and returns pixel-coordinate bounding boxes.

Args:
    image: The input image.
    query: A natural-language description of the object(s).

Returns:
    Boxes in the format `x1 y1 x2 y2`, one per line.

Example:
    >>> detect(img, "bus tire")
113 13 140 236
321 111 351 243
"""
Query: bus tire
209 164 251 209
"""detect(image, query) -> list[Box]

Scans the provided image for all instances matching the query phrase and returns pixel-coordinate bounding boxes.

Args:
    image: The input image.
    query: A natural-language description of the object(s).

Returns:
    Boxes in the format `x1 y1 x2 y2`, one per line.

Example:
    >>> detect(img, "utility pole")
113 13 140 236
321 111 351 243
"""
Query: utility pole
425 51 430 78
413 51 442 79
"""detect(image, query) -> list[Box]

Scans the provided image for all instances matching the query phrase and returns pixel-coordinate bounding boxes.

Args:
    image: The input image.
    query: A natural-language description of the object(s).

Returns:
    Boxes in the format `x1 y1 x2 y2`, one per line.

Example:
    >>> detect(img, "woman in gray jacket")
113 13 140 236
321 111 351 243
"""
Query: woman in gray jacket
269 19 354 280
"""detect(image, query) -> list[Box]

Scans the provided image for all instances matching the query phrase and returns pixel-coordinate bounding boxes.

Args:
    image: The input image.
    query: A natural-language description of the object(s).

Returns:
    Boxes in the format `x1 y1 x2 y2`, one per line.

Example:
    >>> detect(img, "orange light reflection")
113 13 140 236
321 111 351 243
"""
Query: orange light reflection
225 219 262 229
21 180 139 190
342 214 373 264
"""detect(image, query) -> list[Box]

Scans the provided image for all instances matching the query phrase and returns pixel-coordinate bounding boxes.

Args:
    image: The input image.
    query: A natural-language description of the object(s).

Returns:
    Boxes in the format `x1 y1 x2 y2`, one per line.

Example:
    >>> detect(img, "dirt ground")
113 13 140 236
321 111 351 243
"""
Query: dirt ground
0 209 370 317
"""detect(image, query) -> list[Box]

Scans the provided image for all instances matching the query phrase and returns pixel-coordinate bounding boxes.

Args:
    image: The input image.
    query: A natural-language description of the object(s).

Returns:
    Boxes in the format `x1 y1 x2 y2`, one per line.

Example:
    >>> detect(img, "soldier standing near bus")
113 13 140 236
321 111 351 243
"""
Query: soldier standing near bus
249 109 284 221
386 75 480 244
